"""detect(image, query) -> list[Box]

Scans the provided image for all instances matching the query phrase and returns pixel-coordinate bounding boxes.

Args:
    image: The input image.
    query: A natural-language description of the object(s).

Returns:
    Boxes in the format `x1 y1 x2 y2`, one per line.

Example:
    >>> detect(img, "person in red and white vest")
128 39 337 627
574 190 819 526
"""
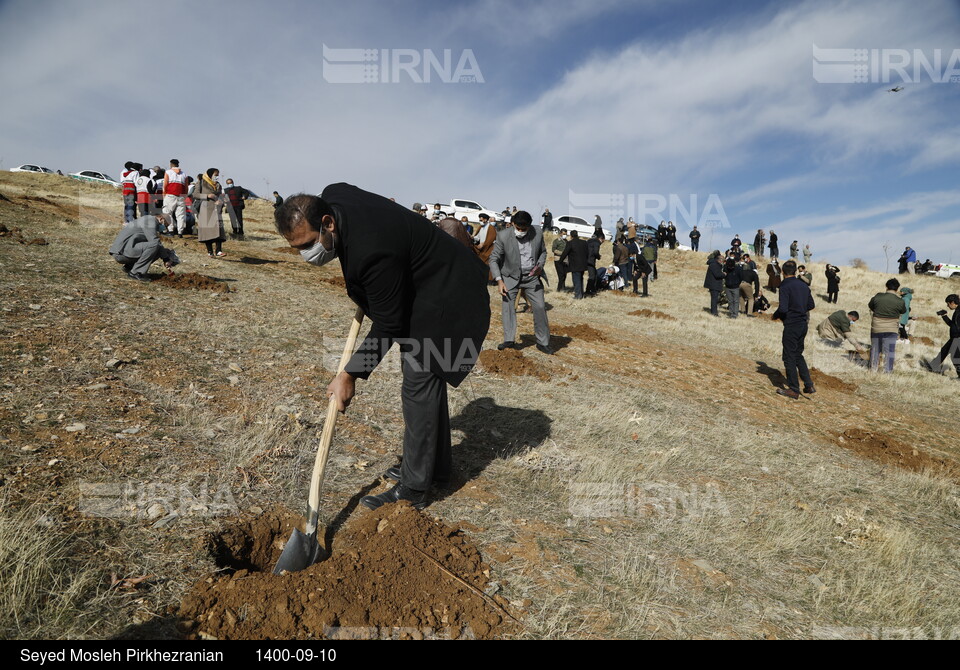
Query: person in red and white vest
162 159 188 236
120 161 139 223
134 167 155 218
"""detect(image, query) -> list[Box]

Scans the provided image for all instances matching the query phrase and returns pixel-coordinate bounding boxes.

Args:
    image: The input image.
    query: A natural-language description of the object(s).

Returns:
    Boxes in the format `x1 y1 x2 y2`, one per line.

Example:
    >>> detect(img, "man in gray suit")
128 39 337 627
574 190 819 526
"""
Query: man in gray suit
108 214 179 281
488 210 553 354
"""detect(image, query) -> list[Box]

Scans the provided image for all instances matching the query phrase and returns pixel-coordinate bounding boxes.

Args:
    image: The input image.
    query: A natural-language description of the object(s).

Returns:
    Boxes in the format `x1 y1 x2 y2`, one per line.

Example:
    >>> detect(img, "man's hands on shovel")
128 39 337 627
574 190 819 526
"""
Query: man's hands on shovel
327 370 356 412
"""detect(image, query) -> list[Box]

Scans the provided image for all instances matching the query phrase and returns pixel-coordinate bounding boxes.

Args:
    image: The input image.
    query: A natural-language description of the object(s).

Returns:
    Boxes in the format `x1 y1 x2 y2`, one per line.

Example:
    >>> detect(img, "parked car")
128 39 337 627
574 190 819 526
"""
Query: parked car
68 170 121 188
423 198 504 224
930 263 960 279
11 164 55 174
552 214 614 240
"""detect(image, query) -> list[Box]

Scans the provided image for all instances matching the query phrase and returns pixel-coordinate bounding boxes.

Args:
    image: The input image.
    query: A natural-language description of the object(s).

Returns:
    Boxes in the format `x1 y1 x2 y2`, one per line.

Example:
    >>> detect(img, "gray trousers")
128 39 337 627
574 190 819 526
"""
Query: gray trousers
501 274 549 346
112 237 162 275
398 354 451 492
725 287 740 318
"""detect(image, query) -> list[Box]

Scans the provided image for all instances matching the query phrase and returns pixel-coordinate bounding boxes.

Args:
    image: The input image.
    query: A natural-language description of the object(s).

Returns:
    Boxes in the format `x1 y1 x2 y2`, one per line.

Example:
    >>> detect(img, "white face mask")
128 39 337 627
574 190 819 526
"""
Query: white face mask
514 227 529 238
300 233 337 266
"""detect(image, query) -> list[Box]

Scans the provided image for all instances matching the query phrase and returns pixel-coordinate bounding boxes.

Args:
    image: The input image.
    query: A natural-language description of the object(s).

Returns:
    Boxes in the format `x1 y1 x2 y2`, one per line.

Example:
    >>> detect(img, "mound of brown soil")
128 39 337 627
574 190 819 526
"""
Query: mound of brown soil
607 290 643 299
810 368 857 393
916 316 940 323
628 308 677 321
177 504 515 640
552 323 607 342
154 272 231 293
478 348 550 380
913 336 935 347
835 428 958 480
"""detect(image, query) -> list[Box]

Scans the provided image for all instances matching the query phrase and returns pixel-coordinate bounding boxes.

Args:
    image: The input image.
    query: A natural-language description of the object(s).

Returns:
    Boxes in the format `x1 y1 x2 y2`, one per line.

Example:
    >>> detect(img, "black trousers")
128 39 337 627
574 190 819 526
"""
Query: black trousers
633 273 648 296
931 337 960 377
398 355 451 491
826 289 838 303
782 321 813 393
554 260 568 290
709 289 721 315
586 266 598 294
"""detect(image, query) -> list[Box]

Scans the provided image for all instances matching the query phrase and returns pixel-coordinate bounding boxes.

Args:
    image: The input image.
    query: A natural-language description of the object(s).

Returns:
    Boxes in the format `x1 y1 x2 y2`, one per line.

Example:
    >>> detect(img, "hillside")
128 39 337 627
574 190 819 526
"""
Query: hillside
1 171 959 640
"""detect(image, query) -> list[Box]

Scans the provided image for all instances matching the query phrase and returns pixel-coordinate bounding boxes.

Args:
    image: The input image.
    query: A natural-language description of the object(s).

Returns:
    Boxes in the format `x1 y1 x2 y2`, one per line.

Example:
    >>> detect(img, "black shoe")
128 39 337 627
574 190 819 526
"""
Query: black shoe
360 483 427 511
802 385 816 394
497 341 517 351
536 344 555 355
127 272 151 282
122 263 134 274
777 388 800 400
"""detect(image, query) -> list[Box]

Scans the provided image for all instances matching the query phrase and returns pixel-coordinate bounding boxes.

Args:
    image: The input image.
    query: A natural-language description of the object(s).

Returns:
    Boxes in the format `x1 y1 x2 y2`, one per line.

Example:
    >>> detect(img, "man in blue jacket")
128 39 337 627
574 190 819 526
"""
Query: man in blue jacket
772 260 816 399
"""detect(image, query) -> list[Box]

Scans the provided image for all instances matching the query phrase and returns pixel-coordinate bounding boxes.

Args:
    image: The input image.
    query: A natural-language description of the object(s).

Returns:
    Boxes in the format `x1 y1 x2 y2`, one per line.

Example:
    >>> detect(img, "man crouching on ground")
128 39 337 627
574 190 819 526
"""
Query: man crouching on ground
276 185 491 510
108 214 180 282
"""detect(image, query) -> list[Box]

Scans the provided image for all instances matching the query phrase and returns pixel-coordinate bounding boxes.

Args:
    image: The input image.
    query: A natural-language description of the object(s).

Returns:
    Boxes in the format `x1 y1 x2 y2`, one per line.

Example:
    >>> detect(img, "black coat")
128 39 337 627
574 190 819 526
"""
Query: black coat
560 238 589 272
323 183 490 387
586 238 602 267
825 267 840 292
703 258 725 290
724 263 743 288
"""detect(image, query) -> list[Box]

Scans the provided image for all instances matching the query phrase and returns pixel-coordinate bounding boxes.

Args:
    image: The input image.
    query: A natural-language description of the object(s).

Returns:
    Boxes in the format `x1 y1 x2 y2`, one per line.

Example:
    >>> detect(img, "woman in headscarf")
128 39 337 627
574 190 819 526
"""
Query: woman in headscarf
196 168 226 257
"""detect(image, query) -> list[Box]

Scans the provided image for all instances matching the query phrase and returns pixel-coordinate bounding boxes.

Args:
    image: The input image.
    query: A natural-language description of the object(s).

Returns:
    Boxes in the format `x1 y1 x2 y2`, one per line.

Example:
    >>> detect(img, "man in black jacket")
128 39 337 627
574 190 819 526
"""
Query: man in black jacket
586 231 604 295
224 179 248 238
275 184 491 510
923 294 960 378
768 231 779 259
689 225 701 252
559 230 589 299
772 260 816 399
703 250 724 316
723 257 743 318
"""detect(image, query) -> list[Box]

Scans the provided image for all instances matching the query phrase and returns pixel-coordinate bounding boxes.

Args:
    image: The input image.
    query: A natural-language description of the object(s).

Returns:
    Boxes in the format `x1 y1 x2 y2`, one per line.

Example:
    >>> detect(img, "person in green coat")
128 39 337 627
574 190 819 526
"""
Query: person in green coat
898 286 914 340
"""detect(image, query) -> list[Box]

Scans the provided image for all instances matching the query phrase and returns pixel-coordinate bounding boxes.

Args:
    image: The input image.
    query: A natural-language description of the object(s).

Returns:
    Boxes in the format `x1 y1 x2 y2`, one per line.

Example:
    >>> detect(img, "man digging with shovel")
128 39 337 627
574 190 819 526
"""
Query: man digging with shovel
277 185 491 512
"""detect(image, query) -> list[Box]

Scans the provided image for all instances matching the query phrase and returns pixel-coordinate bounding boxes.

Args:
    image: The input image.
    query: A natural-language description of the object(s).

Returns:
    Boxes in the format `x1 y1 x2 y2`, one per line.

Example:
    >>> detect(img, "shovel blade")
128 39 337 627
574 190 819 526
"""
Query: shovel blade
272 528 320 575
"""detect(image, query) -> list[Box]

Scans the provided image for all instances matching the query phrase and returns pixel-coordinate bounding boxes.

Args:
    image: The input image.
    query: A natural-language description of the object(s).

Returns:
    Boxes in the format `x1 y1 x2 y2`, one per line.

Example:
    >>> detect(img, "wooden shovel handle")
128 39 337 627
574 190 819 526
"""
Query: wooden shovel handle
304 306 364 536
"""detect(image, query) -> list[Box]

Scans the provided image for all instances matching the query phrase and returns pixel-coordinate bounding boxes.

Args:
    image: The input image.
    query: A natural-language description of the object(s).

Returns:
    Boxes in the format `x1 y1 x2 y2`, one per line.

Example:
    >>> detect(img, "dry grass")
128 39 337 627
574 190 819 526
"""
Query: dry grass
0 497 99 638
2 173 959 639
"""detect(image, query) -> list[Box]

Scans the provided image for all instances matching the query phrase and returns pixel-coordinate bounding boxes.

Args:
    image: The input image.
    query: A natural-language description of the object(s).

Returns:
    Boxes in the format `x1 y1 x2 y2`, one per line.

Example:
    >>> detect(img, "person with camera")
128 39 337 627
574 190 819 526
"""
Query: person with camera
825 263 840 303
921 294 960 378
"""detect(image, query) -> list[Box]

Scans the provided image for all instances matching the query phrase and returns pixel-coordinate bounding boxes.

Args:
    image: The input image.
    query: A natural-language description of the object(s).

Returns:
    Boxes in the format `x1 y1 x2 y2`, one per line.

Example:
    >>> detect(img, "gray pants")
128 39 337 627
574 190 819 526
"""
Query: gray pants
725 287 740 318
112 237 162 275
398 354 450 492
501 274 549 346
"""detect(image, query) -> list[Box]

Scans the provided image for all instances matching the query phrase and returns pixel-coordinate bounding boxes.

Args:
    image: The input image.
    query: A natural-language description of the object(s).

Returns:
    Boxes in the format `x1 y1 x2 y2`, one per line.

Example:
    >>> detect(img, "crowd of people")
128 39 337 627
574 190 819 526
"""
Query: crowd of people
117 159 266 263
102 179 957 510
109 178 960 391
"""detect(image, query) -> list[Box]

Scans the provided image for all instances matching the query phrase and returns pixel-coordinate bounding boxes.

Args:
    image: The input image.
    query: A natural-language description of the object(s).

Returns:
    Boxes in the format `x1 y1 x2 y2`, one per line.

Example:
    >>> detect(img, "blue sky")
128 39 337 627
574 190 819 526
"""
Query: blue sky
1 0 958 270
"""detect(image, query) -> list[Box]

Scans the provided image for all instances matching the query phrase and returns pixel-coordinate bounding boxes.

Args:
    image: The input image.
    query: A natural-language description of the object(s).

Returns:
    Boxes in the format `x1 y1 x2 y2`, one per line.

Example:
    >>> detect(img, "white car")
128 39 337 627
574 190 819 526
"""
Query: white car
552 214 614 240
11 164 55 174
68 170 121 188
930 263 960 279
423 198 504 224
